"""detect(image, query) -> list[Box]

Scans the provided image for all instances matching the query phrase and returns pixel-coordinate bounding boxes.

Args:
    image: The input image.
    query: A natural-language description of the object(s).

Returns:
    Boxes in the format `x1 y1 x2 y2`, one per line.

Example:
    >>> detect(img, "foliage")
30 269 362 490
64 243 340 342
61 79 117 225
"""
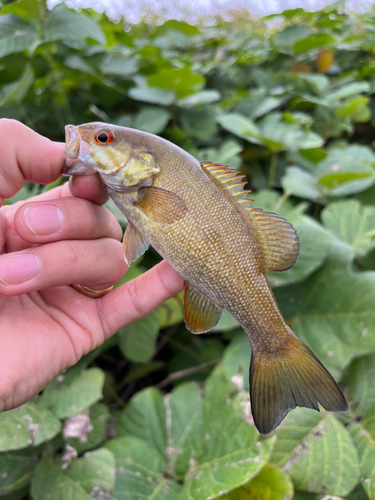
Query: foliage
1 0 375 498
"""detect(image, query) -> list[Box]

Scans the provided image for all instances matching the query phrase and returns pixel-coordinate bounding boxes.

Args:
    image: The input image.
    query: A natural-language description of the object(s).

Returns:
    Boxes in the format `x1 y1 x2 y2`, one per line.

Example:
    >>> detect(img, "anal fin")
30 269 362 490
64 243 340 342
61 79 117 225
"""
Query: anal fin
183 284 222 334
123 222 149 266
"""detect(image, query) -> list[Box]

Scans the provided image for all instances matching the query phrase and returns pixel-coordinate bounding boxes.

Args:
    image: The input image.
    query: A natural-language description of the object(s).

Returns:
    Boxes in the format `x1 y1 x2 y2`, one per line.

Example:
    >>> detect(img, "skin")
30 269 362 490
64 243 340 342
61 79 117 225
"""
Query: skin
0 119 183 413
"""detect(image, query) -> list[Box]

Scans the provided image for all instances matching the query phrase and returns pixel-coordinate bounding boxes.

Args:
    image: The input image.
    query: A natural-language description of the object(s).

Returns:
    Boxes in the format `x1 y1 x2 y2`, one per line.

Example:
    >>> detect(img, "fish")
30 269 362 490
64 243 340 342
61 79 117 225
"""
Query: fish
62 122 348 434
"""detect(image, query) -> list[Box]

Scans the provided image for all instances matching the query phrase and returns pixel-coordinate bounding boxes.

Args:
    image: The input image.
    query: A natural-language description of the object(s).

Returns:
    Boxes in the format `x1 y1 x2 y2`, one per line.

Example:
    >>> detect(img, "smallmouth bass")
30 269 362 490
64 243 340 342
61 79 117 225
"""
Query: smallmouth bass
63 122 348 434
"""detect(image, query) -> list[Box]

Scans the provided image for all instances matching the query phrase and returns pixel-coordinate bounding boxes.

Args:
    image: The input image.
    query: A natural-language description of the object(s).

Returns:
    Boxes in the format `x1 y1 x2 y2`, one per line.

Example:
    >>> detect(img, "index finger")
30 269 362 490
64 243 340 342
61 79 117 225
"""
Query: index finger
0 119 65 205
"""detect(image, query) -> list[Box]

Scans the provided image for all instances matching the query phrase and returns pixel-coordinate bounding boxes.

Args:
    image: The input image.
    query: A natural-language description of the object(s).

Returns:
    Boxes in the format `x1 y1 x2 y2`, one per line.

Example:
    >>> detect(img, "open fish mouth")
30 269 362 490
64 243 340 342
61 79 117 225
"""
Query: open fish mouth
62 125 96 176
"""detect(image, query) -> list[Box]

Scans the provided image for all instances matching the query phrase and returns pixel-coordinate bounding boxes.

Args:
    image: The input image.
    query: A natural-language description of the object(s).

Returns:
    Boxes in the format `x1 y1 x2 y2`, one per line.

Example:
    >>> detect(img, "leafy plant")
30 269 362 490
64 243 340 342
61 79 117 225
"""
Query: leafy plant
1 0 375 498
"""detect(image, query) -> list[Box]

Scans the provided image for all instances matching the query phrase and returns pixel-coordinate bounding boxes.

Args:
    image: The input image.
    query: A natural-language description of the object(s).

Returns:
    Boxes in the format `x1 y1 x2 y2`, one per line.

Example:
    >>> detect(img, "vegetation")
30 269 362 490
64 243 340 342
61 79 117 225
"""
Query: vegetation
1 0 375 498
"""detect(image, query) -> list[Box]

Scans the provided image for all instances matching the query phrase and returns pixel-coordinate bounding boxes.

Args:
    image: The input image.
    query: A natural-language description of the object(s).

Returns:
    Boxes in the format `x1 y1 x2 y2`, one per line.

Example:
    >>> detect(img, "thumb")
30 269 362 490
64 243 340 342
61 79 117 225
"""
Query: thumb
0 119 65 205
0 211 7 253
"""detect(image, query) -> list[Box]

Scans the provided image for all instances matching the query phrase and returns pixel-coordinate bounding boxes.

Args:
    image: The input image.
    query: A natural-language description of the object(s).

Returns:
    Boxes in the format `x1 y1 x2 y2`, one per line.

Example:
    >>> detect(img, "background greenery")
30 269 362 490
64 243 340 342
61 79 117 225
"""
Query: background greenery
1 0 375 498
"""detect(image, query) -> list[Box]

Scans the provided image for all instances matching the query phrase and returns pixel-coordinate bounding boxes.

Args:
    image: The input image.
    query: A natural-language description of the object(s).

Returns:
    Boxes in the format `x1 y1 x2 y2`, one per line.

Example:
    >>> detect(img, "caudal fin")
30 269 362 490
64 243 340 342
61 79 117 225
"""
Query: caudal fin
250 335 348 435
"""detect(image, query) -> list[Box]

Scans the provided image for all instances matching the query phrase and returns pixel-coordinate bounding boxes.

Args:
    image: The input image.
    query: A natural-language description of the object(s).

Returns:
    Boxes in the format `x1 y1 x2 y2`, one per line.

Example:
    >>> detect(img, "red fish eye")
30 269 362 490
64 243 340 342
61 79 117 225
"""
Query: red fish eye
95 130 114 144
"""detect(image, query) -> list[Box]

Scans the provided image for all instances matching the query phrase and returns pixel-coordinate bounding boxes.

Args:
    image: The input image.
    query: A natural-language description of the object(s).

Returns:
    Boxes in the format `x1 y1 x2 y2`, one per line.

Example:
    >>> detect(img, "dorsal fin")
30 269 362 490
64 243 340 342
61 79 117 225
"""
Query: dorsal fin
200 162 300 272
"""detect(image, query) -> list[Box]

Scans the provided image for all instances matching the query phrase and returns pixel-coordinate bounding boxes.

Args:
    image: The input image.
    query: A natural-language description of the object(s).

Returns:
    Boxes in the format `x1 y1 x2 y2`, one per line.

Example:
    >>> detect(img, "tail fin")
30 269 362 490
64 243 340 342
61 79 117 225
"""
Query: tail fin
250 334 348 435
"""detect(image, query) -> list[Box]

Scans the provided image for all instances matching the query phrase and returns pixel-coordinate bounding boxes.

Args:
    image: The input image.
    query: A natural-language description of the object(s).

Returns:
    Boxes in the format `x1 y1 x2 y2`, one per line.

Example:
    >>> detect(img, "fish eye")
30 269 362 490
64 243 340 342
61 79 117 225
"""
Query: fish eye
95 129 115 145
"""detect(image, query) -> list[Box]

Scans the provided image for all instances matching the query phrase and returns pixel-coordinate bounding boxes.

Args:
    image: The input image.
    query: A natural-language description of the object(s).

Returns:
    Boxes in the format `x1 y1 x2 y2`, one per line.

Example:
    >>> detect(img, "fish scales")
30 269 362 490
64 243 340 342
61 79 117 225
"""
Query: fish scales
63 122 348 434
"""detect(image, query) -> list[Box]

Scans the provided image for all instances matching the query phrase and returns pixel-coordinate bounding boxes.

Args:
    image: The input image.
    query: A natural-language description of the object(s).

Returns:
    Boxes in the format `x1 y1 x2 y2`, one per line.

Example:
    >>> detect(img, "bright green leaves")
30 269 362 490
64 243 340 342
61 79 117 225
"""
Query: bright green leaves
218 112 323 152
105 436 181 500
0 403 61 451
282 145 375 201
0 15 39 58
271 409 359 497
148 67 205 99
40 368 105 419
119 312 160 363
30 450 115 500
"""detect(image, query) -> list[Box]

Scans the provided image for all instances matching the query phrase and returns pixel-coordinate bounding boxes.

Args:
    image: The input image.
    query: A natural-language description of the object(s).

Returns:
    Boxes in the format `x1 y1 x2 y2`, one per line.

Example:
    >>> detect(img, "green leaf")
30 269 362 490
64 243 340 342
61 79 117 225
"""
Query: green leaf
178 90 221 106
0 403 61 451
104 436 181 500
129 85 175 105
65 449 115 496
221 464 293 499
274 25 311 49
134 107 171 134
100 54 138 76
212 308 239 332
221 330 250 390
0 448 38 495
118 312 160 363
154 293 184 329
167 382 204 477
40 368 105 419
64 403 110 455
217 113 262 145
293 34 334 53
293 260 375 376
276 412 359 497
148 67 204 98
350 406 375 481
0 15 39 57
43 4 106 44
321 200 375 258
117 388 167 465
326 82 371 105
30 460 89 500
342 355 375 416
0 63 34 105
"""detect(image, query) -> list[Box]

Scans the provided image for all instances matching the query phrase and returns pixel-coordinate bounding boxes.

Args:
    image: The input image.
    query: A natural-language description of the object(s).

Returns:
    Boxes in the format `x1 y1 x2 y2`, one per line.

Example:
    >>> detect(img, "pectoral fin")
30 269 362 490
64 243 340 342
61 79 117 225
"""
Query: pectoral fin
122 222 149 266
137 186 187 223
183 284 222 334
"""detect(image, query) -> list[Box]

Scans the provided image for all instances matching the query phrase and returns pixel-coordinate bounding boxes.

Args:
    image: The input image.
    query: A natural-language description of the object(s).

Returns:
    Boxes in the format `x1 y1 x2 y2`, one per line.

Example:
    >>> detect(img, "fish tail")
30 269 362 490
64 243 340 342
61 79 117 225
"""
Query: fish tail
249 328 348 435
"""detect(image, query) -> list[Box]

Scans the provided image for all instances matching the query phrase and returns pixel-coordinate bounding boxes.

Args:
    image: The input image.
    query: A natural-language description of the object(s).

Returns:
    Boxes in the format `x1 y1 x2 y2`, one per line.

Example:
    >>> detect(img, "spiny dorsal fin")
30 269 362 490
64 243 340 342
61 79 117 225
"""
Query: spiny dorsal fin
200 162 299 272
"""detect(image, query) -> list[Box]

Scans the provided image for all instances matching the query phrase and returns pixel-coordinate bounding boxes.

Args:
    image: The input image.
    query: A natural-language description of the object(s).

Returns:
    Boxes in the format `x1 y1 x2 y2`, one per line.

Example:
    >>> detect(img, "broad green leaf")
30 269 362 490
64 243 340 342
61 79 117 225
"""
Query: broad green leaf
178 90 221 106
217 113 262 145
30 460 89 500
293 261 375 376
293 34 334 53
321 200 375 257
155 293 184 328
212 308 239 331
0 448 38 495
279 413 359 497
167 382 204 477
0 0 42 24
221 331 250 390
118 312 160 363
350 406 375 480
342 355 375 416
281 166 321 201
274 25 311 49
363 468 375 500
104 436 181 500
100 54 138 76
43 4 106 44
180 436 274 500
148 67 204 98
134 107 171 134
180 108 217 139
117 388 167 465
325 82 371 105
0 403 61 451
40 368 105 419
0 63 34 105
65 449 115 496
257 112 324 152
335 96 370 121
0 15 39 57
129 85 175 105
221 464 293 500
64 403 110 455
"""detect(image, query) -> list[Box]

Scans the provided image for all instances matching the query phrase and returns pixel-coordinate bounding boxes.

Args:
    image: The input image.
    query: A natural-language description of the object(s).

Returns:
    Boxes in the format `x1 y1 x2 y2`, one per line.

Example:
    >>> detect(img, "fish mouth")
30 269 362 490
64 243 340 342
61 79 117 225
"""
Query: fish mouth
62 125 96 176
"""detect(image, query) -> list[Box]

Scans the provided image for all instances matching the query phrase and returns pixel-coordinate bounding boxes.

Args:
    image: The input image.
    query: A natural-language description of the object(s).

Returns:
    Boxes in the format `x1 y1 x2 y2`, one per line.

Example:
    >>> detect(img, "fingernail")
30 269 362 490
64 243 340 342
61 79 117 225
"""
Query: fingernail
0 254 40 285
24 204 64 236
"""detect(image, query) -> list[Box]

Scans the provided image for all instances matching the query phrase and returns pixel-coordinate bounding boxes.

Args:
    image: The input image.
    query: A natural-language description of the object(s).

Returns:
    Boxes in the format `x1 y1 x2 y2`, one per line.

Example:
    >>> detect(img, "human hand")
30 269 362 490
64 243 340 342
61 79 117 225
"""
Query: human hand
0 119 184 413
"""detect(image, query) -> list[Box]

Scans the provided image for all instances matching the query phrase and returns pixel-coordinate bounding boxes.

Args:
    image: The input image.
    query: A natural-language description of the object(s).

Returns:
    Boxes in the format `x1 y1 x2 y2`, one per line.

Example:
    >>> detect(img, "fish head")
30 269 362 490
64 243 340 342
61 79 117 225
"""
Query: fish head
63 122 160 191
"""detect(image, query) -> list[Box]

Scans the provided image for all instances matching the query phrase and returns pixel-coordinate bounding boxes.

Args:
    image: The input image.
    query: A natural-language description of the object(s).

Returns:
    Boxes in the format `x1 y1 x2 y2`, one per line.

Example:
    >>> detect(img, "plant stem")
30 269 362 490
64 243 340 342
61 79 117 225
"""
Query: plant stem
268 152 277 189
155 358 220 390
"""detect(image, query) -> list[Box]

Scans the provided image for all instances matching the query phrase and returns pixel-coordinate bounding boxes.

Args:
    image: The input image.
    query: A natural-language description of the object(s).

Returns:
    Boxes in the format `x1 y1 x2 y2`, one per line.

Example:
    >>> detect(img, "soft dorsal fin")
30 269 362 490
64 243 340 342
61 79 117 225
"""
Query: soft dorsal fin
200 162 300 272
